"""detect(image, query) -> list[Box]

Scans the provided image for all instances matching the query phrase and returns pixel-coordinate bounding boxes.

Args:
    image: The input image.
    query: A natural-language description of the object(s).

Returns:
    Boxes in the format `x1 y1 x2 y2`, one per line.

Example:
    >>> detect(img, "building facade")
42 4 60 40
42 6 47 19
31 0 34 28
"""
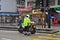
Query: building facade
0 0 17 12
0 0 17 23
0 0 59 23
47 0 60 24
16 0 36 8
16 0 60 9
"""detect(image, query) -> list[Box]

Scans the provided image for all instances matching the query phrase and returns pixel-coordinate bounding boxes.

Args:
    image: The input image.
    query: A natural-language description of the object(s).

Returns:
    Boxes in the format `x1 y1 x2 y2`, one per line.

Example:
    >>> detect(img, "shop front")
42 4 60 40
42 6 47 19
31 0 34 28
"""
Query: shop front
18 7 32 15
0 13 20 23
53 7 60 24
32 9 44 25
50 8 60 25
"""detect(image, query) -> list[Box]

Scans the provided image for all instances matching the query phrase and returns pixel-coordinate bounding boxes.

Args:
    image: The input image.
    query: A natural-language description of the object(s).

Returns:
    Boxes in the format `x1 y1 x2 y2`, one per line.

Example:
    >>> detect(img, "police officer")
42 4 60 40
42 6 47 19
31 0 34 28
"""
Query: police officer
23 15 31 35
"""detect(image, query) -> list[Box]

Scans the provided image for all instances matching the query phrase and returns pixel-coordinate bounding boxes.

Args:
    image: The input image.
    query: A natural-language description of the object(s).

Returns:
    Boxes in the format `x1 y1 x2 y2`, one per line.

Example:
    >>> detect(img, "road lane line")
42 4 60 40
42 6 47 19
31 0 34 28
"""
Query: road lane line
1 38 12 40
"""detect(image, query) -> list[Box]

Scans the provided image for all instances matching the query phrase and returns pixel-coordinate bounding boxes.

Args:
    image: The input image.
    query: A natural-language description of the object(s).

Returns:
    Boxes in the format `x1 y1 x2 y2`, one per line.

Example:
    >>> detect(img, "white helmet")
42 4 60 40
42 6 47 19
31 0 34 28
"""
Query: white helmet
26 15 30 17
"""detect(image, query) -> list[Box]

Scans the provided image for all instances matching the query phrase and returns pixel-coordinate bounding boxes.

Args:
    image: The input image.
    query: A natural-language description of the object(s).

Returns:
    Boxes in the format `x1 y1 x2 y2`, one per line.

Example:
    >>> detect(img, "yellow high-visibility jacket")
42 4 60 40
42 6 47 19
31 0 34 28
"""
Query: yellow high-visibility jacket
23 18 31 27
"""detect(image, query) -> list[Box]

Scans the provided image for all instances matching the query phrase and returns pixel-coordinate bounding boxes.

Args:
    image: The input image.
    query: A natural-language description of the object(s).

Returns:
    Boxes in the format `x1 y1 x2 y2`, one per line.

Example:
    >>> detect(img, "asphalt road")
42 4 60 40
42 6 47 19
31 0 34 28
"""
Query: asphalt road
0 30 60 40
0 30 43 40
0 23 60 40
0 30 49 40
0 30 31 40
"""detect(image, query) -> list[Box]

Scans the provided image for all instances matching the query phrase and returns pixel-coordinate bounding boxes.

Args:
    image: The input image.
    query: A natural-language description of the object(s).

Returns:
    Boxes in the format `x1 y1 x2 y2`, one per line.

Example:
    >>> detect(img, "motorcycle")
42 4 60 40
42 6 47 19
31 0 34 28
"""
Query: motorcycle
18 21 36 34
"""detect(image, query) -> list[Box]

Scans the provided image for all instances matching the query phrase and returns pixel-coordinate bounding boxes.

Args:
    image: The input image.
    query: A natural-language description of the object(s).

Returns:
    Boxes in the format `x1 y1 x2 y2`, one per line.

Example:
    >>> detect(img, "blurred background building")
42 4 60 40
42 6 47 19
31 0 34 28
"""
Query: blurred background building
0 0 60 25
0 0 17 23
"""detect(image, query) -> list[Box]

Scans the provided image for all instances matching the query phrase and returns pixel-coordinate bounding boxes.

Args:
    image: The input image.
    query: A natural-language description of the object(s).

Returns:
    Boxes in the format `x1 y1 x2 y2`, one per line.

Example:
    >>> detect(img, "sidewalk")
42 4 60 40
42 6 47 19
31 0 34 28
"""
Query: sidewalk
0 23 60 31
37 25 60 31
0 23 59 29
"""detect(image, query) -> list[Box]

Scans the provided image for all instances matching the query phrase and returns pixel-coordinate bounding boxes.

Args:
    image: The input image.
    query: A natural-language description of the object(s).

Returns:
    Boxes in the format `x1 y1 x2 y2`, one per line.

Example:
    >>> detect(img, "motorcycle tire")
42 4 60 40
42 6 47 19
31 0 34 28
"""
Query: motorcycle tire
18 27 23 33
31 28 36 34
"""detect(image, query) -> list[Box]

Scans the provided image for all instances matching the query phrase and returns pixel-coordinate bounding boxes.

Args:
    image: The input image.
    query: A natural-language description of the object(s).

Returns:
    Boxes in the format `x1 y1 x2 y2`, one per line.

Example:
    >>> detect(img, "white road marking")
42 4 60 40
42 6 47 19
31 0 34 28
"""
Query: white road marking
0 30 18 33
1 38 12 40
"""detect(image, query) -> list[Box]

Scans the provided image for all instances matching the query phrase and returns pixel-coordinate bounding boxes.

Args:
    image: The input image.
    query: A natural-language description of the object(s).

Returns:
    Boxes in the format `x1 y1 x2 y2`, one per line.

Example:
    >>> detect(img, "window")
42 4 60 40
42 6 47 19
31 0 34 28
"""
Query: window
20 1 25 5
27 1 35 7
0 5 1 10
16 0 20 4
50 0 55 6
58 0 60 5
16 0 25 5
35 0 44 8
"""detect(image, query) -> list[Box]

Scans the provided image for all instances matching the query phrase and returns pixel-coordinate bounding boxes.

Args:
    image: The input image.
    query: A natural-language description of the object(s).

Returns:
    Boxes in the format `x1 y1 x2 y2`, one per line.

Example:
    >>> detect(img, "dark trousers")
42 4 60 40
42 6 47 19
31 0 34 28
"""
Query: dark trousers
58 21 60 24
24 26 30 32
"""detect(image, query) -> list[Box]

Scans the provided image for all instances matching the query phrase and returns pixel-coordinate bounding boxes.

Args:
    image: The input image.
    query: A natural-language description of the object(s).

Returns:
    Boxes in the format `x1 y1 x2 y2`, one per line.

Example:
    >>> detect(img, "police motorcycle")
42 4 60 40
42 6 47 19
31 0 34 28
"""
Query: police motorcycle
18 21 36 34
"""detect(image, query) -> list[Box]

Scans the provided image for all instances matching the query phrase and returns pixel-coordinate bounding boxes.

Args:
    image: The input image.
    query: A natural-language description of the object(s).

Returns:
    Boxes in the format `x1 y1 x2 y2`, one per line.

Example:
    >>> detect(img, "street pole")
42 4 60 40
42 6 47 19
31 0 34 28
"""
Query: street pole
25 0 27 8
48 8 51 28
44 0 46 28
46 0 51 28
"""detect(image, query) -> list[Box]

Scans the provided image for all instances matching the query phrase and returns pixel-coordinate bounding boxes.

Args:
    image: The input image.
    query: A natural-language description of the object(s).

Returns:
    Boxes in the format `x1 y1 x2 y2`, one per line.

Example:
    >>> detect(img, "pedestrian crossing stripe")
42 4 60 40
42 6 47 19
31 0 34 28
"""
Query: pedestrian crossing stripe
38 36 51 39
29 37 50 40
29 38 40 40
2 38 12 40
29 36 60 40
48 34 56 37
29 39 39 40
0 30 18 32
29 37 60 40
49 38 60 40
